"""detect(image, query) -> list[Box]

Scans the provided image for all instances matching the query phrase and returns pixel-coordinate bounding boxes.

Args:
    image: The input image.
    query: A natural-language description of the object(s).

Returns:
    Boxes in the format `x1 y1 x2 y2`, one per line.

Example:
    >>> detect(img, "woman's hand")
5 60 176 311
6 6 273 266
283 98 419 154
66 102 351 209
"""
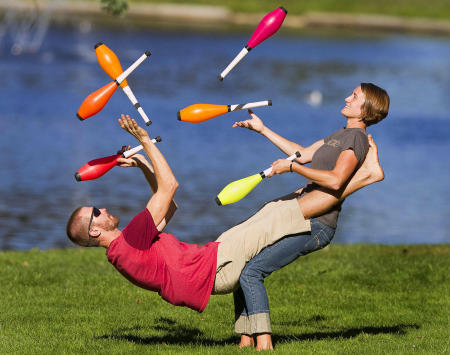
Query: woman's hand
118 114 149 142
267 159 291 177
232 110 265 133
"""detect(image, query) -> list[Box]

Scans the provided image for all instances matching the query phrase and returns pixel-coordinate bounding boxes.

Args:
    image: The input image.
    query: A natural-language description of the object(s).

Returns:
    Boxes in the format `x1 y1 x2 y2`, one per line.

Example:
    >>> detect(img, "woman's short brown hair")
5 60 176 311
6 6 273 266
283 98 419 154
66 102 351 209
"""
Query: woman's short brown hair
360 83 390 127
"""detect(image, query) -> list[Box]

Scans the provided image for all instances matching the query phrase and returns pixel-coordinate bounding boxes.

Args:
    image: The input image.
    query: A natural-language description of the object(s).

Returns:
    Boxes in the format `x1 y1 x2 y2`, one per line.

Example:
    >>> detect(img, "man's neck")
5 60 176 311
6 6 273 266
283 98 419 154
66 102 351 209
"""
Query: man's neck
99 229 122 248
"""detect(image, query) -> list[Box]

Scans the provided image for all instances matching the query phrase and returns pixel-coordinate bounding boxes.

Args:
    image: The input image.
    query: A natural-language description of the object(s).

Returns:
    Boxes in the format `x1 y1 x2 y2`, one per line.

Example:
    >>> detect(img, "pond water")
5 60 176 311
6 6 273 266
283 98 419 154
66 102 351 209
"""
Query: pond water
0 22 449 250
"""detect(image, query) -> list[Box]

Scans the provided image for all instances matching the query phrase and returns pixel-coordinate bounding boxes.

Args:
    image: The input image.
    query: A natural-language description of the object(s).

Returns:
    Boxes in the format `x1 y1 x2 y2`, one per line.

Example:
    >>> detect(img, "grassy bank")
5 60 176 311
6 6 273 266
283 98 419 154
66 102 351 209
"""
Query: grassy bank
131 0 450 20
0 244 449 354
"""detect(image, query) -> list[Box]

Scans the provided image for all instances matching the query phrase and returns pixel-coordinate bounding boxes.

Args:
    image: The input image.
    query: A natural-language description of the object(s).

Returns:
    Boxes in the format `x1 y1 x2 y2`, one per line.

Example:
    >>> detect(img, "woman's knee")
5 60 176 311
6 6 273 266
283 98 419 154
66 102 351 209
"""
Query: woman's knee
240 262 266 286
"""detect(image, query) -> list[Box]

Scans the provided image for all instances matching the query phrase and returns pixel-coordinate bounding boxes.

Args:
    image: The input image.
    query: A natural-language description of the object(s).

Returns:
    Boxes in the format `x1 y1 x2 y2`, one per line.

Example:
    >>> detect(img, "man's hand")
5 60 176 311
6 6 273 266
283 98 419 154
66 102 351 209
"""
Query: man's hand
267 159 291 177
118 114 149 142
115 145 138 167
116 154 145 168
116 145 130 155
232 110 265 133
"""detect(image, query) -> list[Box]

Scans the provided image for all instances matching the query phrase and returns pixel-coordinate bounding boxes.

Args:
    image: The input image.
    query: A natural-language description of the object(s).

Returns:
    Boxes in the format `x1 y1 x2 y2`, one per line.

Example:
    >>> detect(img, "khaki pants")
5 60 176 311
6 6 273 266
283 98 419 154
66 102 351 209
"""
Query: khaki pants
212 196 310 295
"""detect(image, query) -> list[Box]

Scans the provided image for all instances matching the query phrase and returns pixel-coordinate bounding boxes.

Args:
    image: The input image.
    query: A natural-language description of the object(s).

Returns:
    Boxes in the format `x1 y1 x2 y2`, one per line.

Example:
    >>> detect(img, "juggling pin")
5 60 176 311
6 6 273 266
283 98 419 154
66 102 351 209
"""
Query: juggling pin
216 151 301 206
95 42 151 126
77 50 151 121
218 7 287 81
177 100 271 123
74 136 161 181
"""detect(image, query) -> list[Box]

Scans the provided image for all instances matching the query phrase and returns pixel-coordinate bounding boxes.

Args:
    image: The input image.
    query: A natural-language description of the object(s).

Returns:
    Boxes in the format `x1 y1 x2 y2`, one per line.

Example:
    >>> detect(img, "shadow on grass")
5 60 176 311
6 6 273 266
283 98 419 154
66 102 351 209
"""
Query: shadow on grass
96 317 236 346
277 314 328 326
96 317 420 346
273 324 421 343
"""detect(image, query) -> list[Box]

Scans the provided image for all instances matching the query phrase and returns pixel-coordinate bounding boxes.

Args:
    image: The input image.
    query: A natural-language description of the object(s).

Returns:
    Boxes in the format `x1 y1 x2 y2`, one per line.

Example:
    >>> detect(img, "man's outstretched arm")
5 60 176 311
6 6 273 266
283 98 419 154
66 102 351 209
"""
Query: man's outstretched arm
118 115 179 228
117 153 178 231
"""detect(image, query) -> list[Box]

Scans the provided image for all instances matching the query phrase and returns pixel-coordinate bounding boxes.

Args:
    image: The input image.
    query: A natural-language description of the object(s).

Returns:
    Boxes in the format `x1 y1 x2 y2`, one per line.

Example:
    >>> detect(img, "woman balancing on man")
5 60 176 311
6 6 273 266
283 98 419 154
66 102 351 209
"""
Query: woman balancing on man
66 83 388 349
231 82 389 350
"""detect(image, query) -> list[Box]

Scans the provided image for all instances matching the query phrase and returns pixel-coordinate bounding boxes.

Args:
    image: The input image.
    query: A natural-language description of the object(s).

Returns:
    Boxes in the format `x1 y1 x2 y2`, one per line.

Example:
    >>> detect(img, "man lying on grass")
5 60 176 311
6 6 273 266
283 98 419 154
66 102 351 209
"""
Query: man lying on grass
66 115 383 315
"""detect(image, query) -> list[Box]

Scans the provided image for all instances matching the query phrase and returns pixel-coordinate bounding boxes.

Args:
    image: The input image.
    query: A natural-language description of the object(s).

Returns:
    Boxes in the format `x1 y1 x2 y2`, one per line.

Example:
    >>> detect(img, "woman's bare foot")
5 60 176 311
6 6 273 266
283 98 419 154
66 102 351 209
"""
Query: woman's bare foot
239 334 255 348
256 333 273 351
360 134 384 183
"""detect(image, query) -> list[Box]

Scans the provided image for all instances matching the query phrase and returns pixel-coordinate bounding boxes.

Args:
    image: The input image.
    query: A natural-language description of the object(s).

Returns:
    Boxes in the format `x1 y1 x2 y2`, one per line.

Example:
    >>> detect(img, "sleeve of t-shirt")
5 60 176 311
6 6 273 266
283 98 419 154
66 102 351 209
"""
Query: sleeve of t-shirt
340 131 369 165
122 209 160 250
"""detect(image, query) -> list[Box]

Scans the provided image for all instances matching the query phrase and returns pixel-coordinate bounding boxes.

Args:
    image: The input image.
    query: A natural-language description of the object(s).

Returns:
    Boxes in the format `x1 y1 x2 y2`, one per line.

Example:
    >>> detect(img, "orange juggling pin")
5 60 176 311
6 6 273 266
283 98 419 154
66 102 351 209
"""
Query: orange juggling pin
95 43 151 126
76 50 151 121
177 100 272 123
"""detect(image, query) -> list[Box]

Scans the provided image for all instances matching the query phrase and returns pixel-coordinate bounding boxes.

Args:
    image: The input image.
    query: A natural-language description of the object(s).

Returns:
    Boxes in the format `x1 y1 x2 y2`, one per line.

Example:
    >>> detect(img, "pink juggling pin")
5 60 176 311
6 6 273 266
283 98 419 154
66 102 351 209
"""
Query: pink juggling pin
218 7 287 81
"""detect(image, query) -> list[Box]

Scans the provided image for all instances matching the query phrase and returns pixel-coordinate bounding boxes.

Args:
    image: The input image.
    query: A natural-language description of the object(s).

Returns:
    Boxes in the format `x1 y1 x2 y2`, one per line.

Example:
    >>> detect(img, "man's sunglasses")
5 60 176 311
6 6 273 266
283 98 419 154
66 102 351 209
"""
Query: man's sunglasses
87 207 101 236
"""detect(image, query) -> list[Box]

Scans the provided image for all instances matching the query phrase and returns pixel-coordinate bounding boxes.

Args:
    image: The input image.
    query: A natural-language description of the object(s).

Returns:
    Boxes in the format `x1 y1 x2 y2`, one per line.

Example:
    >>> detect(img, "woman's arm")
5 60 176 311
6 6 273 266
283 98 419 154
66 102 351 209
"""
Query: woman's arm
298 134 384 219
233 110 323 164
269 149 359 191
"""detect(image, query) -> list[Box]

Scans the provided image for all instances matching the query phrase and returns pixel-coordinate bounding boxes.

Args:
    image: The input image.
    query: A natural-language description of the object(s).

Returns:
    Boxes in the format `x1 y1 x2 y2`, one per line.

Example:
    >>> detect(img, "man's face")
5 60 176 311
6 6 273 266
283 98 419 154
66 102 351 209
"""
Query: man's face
341 86 366 119
84 207 120 234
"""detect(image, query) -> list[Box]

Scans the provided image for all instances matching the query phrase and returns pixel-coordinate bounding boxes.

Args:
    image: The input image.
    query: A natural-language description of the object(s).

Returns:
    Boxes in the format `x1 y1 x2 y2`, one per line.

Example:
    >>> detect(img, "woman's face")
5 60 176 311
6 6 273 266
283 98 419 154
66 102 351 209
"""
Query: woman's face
341 86 366 119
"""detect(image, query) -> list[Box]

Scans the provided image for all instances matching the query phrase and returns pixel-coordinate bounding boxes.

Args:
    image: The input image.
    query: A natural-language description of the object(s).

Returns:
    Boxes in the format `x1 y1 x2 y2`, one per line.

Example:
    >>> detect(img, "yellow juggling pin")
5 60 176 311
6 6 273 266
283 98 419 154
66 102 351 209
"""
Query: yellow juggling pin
216 151 301 206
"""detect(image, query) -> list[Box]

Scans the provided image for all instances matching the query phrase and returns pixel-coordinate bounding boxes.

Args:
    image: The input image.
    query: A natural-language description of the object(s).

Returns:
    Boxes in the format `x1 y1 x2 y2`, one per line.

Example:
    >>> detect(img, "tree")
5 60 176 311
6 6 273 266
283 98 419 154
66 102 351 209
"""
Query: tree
100 0 128 16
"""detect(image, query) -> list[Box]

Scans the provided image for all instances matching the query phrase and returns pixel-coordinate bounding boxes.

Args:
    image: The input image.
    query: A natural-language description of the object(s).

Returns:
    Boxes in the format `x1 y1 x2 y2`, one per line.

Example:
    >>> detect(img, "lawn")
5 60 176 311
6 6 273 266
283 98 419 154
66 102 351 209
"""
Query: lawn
130 0 450 20
0 244 448 353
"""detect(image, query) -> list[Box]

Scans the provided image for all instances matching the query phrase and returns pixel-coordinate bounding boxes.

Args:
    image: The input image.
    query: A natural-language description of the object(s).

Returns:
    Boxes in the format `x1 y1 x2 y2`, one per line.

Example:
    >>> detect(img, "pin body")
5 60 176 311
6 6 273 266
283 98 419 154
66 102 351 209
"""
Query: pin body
216 174 262 205
75 154 121 181
95 42 128 88
178 104 229 123
77 81 118 120
247 7 287 49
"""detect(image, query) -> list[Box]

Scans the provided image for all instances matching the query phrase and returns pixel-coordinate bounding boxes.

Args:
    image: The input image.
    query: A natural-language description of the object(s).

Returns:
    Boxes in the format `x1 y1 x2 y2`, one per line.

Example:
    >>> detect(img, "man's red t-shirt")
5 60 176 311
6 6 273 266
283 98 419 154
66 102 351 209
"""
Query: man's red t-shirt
106 209 218 312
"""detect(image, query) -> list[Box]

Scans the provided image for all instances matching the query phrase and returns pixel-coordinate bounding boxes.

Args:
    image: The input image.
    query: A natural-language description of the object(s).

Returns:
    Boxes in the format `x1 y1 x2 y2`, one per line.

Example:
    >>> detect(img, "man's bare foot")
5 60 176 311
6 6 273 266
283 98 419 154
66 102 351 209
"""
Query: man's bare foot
256 333 273 351
239 334 255 348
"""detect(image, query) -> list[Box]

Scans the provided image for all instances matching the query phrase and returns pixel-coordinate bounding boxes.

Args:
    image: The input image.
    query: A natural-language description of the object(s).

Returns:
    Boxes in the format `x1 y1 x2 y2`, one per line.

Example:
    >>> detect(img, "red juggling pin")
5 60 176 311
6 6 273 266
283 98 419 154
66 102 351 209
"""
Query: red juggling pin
74 136 161 181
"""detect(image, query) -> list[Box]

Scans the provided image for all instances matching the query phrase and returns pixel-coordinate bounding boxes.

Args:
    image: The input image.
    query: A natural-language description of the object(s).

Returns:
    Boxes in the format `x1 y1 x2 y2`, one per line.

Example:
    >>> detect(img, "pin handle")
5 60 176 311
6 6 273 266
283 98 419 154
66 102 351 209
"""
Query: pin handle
122 85 152 126
229 100 272 112
122 136 161 158
261 151 301 178
218 47 249 81
115 51 151 85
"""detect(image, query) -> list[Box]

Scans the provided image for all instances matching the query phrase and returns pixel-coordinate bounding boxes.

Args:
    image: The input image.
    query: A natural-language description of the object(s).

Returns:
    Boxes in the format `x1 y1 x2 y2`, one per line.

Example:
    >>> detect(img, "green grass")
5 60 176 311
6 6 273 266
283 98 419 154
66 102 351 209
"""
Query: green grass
1 244 449 354
130 0 450 20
